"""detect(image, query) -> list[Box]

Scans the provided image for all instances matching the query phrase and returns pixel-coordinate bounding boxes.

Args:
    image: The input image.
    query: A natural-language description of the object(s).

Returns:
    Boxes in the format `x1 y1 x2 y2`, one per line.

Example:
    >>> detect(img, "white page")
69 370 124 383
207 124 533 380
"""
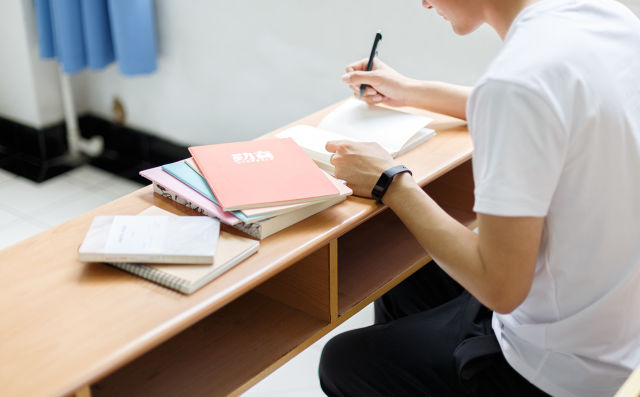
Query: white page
103 216 219 259
276 125 347 161
317 98 432 154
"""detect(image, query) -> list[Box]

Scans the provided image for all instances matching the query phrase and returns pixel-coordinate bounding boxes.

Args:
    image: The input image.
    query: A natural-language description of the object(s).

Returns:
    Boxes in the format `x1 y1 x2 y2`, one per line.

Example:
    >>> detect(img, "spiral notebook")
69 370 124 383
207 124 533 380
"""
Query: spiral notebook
101 206 259 294
78 215 220 264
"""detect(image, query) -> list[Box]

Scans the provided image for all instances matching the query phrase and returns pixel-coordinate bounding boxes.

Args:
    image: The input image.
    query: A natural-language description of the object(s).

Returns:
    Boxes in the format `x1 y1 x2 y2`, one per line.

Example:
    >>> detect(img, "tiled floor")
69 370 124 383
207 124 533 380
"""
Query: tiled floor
0 164 374 396
0 165 143 250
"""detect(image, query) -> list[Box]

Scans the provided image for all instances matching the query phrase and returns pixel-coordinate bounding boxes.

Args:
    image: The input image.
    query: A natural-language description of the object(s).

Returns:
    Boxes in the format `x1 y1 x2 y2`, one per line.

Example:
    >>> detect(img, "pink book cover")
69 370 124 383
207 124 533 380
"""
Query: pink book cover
189 138 340 211
139 166 240 225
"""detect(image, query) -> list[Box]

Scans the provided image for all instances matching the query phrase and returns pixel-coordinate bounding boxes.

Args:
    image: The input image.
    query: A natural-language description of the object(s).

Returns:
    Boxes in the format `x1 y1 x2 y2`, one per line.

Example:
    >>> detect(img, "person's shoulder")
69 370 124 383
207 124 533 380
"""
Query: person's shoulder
481 0 640 88
481 13 576 88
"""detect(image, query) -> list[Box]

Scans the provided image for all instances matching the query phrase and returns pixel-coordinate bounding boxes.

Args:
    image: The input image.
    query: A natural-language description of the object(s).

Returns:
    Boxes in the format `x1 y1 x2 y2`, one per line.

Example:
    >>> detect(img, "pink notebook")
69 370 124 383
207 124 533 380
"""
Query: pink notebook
189 138 340 211
139 166 240 225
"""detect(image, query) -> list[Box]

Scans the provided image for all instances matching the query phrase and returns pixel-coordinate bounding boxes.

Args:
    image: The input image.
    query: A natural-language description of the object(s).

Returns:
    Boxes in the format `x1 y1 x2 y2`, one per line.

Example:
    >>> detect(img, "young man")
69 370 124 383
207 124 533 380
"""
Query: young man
318 0 640 395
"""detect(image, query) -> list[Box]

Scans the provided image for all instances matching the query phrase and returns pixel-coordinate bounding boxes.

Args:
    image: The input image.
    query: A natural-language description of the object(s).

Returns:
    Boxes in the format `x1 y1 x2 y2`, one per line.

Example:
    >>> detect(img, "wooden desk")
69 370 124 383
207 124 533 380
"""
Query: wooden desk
0 102 474 397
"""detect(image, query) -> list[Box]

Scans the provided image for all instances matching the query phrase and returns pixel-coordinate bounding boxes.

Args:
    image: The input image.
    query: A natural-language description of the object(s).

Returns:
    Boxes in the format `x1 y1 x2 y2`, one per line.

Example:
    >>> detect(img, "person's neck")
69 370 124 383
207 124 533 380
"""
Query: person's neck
486 0 543 39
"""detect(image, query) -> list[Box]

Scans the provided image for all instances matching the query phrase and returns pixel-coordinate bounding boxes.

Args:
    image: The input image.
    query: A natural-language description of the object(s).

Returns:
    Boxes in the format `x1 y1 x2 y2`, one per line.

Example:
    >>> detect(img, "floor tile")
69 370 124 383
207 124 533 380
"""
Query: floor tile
0 177 38 210
0 207 20 227
0 174 86 216
30 189 123 228
0 218 46 251
64 165 118 188
0 168 18 184
0 167 142 240
95 178 144 201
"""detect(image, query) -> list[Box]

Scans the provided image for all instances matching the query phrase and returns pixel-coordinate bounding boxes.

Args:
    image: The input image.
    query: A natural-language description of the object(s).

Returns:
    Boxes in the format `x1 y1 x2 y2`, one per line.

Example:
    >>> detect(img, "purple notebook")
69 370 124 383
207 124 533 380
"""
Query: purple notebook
139 166 240 226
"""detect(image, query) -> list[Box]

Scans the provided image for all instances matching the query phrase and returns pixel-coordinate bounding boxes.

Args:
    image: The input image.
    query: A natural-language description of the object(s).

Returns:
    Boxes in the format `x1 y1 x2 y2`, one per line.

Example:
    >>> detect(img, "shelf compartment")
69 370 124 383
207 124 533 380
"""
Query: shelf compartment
337 159 475 316
92 291 327 397
255 242 335 322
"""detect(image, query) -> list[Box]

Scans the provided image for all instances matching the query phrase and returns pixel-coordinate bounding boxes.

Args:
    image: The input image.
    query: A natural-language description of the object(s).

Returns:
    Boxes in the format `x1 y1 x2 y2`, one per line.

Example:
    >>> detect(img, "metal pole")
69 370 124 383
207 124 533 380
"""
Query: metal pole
58 67 103 160
59 67 81 159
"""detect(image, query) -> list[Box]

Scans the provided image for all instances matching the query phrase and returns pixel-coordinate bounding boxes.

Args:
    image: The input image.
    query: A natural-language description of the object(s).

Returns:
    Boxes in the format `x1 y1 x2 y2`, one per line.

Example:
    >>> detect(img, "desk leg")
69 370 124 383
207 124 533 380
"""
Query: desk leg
75 385 91 397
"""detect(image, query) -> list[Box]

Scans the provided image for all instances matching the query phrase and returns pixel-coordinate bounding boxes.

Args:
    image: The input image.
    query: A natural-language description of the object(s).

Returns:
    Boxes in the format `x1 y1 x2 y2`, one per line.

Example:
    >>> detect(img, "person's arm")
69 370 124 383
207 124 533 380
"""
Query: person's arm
327 79 564 314
384 173 543 314
343 58 471 120
326 140 542 313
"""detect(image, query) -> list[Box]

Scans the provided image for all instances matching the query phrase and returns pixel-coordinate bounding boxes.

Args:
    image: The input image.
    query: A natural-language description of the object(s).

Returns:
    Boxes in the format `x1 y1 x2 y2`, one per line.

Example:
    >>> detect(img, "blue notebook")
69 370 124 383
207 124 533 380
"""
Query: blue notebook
161 161 272 223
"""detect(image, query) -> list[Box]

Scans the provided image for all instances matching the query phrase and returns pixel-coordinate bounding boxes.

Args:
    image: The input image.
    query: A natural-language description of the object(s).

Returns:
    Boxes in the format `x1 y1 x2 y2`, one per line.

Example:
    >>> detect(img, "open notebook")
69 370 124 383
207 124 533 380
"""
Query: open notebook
87 206 259 294
276 98 434 173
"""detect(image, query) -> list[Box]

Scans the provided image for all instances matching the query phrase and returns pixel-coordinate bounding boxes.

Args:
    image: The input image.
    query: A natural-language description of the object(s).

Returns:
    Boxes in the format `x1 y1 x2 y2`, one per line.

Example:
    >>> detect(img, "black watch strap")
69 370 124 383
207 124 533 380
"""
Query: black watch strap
371 165 412 204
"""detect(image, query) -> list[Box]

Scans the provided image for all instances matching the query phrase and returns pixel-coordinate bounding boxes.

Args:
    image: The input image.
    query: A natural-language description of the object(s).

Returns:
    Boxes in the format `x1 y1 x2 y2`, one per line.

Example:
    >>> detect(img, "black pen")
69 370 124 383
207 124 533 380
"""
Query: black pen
359 31 383 99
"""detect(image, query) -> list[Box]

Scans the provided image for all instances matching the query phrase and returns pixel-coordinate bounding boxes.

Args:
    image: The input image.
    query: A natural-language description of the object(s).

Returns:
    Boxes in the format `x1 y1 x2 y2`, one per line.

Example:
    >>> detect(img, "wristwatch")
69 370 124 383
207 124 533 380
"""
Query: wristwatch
371 165 412 204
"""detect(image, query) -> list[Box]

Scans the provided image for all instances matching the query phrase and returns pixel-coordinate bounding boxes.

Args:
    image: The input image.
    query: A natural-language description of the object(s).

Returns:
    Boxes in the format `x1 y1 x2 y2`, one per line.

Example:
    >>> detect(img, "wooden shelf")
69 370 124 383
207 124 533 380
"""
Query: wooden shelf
337 209 429 315
92 291 327 397
337 159 475 316
423 159 475 225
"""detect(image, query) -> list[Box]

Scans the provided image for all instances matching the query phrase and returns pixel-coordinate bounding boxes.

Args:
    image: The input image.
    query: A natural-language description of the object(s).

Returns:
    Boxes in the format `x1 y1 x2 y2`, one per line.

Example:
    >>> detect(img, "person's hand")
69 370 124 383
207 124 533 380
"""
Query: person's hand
326 140 398 198
342 58 415 107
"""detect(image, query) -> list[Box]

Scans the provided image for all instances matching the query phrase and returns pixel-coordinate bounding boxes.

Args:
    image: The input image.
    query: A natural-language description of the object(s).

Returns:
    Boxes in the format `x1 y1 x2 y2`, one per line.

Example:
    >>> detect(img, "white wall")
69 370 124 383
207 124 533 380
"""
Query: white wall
7 0 640 144
26 0 640 144
80 0 502 145
0 0 65 128
626 0 640 14
1 0 504 143
0 0 44 126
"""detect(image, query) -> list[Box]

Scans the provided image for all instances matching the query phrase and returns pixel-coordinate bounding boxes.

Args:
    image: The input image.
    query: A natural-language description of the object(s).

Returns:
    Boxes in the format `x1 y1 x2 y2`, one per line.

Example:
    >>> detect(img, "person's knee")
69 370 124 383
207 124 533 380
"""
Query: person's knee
319 331 374 396
319 333 351 392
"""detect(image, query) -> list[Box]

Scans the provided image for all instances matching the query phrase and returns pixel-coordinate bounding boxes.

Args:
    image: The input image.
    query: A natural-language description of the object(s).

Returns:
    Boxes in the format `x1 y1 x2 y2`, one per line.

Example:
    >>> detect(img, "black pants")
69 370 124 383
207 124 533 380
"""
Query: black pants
318 262 549 396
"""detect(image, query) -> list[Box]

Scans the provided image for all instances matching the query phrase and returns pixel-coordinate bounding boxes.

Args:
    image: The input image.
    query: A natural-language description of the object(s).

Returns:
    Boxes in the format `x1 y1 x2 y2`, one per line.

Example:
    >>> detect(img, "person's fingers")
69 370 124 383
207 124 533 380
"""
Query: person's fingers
361 94 383 105
344 70 382 87
353 84 377 95
325 140 352 154
364 87 377 96
371 57 386 69
381 96 397 106
350 85 376 96
350 85 385 103
345 58 370 72
325 140 339 153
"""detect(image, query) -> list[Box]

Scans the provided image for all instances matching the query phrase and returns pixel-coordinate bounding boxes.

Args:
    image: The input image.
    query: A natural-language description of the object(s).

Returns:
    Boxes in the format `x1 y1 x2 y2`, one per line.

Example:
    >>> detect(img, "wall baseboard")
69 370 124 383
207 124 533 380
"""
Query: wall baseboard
0 115 189 183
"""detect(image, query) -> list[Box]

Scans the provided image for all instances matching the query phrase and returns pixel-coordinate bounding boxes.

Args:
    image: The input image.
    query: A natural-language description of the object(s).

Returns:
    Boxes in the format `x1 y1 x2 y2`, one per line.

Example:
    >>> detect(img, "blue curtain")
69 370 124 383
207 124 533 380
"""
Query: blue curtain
33 0 157 75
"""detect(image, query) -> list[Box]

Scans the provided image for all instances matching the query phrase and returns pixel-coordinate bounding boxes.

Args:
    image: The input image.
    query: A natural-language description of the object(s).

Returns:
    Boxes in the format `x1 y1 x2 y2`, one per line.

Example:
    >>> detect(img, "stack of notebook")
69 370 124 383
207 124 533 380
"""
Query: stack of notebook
140 137 352 240
77 101 433 294
139 100 434 240
78 206 260 294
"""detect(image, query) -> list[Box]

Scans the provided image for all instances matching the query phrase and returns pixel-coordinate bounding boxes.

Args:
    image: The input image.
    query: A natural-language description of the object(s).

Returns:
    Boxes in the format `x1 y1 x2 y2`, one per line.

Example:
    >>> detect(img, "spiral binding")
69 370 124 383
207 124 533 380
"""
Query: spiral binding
109 262 190 294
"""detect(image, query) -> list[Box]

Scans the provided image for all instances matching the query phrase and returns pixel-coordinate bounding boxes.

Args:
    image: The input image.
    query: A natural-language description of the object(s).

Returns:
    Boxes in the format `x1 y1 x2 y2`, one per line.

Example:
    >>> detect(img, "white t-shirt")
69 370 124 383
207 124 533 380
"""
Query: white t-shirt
467 0 640 395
